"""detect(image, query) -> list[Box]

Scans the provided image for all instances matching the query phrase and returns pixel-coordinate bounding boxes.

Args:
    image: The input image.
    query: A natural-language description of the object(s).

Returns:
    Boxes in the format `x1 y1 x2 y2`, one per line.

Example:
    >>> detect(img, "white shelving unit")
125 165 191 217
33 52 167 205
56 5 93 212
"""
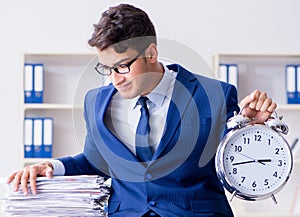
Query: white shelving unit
213 53 300 217
22 53 105 166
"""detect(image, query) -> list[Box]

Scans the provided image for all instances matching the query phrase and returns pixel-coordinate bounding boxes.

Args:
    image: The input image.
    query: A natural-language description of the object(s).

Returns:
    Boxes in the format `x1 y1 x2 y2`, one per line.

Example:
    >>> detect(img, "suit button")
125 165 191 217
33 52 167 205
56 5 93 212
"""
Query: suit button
149 201 156 207
145 173 152 180
148 211 159 217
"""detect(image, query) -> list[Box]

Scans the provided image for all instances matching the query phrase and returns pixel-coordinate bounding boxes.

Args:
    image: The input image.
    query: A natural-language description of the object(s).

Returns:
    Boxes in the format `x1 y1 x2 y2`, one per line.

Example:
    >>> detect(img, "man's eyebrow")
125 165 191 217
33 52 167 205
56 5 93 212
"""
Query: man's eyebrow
99 57 131 68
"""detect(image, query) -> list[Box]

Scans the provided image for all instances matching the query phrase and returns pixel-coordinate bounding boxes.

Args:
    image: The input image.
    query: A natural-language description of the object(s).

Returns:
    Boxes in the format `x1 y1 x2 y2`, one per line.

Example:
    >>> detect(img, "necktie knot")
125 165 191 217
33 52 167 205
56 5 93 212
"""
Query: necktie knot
138 96 148 108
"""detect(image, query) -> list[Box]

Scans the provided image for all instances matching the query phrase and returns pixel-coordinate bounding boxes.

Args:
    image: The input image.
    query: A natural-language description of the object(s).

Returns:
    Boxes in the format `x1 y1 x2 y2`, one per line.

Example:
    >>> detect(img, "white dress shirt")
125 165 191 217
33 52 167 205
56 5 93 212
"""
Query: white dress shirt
52 63 176 175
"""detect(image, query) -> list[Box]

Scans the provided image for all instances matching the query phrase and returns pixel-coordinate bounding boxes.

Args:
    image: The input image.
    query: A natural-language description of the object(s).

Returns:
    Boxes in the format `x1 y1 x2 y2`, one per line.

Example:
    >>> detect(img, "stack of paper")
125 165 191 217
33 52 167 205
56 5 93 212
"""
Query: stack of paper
1 175 110 217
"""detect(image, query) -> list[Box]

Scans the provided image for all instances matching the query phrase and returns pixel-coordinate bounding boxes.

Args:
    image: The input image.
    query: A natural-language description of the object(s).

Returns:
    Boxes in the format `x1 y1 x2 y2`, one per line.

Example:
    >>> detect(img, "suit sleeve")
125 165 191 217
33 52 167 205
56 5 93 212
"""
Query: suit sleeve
58 154 104 176
57 89 109 178
225 84 240 120
223 83 240 135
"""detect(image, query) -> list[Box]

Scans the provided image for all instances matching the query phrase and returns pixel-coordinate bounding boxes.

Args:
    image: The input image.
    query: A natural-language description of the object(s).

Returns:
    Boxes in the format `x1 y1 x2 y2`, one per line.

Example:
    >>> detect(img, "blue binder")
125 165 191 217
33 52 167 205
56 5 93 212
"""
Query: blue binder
32 117 53 158
24 118 34 158
297 66 300 103
24 63 44 103
24 64 34 103
33 64 44 103
42 118 53 158
33 118 43 158
219 63 238 89
286 65 299 104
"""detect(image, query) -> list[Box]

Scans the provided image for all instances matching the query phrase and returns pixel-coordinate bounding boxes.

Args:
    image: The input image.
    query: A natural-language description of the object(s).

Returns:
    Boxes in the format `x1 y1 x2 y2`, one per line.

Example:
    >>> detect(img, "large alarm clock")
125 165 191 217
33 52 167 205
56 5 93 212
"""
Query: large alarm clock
215 109 293 204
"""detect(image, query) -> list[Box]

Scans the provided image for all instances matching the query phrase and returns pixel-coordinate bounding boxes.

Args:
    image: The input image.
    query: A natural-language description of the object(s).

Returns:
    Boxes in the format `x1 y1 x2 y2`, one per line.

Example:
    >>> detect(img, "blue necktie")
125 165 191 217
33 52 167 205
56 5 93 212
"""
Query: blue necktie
136 97 153 163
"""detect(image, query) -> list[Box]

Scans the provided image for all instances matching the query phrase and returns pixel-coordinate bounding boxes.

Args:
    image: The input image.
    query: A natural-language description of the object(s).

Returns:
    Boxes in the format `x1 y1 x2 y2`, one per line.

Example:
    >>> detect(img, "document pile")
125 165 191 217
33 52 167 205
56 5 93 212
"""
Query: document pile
1 175 110 217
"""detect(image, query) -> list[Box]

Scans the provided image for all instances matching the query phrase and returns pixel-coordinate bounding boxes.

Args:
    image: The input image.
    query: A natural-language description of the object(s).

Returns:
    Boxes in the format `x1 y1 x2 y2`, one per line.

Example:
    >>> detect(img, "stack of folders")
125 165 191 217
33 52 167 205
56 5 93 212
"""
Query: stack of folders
2 175 110 217
24 117 53 158
286 65 300 104
219 63 238 90
24 63 44 103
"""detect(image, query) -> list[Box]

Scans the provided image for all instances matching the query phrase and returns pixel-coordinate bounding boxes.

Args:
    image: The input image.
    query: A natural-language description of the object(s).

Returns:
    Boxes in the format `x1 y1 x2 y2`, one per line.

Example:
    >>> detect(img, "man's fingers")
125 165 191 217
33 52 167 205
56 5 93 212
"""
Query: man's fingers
240 90 260 109
7 162 54 196
267 102 277 112
249 90 260 107
29 168 38 195
46 168 53 178
21 167 30 196
255 92 268 111
13 171 23 192
241 90 276 112
7 172 18 184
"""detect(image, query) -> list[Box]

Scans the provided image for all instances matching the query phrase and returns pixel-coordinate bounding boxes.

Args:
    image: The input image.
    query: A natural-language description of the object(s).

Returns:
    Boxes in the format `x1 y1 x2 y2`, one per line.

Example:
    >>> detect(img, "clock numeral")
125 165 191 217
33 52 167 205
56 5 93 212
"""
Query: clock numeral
229 156 235 162
254 134 262 142
264 179 269 186
278 160 283 166
268 139 271 145
252 181 257 188
243 138 250 144
241 176 246 183
275 148 280 155
273 171 278 178
233 168 238 174
234 145 242 152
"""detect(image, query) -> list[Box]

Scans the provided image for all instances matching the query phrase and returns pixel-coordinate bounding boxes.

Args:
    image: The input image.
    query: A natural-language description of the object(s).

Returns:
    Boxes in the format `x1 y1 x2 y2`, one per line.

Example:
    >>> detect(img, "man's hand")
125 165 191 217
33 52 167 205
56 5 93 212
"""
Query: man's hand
240 90 277 124
6 161 53 195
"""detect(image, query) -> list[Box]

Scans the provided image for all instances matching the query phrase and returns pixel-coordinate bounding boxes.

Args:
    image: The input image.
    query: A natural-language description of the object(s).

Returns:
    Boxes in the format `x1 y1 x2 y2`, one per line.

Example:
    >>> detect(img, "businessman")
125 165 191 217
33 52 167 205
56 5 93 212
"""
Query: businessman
8 4 276 217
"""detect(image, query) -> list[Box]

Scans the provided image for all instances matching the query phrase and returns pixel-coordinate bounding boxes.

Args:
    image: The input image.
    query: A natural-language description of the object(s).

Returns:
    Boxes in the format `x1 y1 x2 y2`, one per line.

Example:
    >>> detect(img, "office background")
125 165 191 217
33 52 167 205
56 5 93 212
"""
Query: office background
1 0 300 177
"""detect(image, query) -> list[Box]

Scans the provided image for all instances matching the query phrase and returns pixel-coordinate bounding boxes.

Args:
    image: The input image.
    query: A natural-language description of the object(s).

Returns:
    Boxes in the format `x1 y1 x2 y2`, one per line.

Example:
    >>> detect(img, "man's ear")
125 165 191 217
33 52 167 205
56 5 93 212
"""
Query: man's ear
147 43 158 63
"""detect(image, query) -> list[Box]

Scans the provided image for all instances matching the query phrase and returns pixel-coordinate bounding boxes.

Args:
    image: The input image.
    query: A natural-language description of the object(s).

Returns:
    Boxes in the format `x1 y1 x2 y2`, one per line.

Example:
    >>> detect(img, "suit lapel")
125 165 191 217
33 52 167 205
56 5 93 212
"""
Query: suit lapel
95 85 139 162
152 64 198 160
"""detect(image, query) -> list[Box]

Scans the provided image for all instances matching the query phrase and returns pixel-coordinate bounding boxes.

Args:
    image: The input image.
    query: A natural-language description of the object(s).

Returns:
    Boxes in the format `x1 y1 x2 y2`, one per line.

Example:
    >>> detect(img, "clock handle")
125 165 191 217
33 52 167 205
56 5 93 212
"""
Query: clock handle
227 105 253 129
264 111 289 135
234 104 289 135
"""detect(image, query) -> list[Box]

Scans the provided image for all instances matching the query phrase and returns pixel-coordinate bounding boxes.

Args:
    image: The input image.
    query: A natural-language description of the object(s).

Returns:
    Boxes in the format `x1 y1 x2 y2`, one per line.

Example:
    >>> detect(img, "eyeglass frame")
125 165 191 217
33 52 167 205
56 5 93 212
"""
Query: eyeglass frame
94 48 146 75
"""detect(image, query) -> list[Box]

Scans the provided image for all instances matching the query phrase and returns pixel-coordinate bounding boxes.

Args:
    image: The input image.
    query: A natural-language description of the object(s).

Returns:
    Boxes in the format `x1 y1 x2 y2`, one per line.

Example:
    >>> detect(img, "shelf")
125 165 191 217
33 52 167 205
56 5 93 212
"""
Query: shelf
214 52 300 58
21 53 99 165
214 53 300 104
24 103 83 110
23 158 52 166
277 104 300 110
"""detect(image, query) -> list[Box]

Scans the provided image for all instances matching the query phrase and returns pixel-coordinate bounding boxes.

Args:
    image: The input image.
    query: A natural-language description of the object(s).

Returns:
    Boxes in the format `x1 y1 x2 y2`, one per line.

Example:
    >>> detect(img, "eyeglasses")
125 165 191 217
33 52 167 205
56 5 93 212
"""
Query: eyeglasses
94 49 145 75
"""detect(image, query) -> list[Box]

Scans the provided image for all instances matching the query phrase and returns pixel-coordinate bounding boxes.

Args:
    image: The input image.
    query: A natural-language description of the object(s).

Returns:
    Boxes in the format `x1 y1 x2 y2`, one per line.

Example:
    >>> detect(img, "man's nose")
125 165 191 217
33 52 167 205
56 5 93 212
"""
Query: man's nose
110 70 125 85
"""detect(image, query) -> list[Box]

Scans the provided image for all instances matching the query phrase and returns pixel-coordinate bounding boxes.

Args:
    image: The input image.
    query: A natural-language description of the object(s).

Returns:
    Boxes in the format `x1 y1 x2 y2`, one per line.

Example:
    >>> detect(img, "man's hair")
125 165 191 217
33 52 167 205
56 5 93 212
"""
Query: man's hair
88 4 157 53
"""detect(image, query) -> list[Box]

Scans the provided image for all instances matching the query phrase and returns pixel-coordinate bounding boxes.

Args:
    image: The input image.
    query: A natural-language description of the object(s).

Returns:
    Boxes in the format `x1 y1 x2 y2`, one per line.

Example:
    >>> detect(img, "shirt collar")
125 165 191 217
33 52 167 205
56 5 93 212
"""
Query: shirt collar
130 63 175 110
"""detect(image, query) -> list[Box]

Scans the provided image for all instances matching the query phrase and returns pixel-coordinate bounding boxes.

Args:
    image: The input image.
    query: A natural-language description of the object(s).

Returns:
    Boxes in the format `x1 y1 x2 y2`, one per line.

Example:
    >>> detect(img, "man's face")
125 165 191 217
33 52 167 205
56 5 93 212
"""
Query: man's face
97 46 155 99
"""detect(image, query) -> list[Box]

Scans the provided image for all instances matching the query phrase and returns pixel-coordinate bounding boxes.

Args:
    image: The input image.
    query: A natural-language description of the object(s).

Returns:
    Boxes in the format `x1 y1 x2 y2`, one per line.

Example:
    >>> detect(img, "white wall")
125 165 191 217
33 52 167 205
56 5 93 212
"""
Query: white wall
1 0 300 177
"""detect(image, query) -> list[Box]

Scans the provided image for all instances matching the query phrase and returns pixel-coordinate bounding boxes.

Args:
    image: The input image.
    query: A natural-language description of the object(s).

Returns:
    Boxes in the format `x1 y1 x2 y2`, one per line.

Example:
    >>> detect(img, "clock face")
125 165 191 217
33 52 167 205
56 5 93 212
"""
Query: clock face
217 125 293 200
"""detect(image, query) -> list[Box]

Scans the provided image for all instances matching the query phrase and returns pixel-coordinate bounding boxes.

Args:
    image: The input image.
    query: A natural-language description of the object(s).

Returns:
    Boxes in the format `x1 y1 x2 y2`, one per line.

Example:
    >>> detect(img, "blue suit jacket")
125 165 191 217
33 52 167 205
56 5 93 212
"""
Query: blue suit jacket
59 64 239 217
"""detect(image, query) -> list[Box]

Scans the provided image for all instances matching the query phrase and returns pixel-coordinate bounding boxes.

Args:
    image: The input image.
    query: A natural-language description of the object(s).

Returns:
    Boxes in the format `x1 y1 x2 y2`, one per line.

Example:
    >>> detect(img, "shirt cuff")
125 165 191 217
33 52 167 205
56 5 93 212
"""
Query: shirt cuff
49 159 65 176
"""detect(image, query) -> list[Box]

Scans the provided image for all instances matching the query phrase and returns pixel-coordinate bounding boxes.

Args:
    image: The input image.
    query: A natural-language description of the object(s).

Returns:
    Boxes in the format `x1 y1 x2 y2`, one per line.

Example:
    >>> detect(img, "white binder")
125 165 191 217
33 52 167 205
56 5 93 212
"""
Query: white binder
24 118 33 158
33 64 44 103
33 119 43 158
286 65 297 103
24 64 33 103
43 118 53 158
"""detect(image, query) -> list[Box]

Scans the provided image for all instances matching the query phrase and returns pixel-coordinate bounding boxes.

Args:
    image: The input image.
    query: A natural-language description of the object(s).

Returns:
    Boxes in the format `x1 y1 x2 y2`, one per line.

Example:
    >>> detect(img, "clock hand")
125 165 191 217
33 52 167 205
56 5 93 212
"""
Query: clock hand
257 159 272 163
232 159 272 166
235 151 256 161
235 152 266 165
232 160 255 165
